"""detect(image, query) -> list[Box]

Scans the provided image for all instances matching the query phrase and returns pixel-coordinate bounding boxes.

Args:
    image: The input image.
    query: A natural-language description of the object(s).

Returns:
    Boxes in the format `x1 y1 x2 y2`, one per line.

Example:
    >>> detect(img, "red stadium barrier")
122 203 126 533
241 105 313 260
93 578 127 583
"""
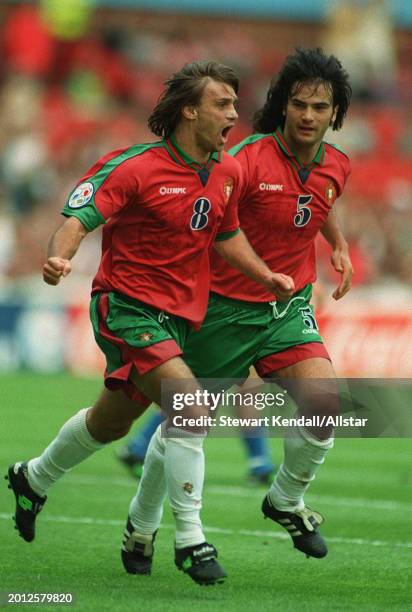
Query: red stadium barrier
318 309 412 377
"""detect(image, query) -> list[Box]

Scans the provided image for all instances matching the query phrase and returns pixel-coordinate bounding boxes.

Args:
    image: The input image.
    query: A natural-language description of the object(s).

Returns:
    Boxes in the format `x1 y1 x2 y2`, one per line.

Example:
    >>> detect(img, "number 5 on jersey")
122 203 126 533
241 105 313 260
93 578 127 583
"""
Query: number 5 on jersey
191 197 211 230
294 194 313 227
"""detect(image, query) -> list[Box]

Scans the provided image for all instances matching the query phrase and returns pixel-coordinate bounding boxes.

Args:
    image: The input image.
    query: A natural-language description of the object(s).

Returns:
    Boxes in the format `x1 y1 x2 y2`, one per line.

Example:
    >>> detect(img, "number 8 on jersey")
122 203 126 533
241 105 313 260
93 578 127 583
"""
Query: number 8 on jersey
191 198 211 230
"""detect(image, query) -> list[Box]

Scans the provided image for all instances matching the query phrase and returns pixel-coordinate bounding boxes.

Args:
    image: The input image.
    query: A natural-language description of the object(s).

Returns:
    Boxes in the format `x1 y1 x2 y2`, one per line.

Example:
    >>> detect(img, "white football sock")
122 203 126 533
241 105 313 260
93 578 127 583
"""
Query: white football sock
129 425 167 534
269 424 334 512
27 408 104 497
128 425 206 547
164 430 206 549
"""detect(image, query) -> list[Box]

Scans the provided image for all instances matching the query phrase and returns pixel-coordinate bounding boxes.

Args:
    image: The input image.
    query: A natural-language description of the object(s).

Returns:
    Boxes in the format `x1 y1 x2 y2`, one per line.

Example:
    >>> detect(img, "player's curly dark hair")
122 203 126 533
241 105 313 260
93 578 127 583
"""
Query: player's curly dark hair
148 60 239 138
252 47 352 133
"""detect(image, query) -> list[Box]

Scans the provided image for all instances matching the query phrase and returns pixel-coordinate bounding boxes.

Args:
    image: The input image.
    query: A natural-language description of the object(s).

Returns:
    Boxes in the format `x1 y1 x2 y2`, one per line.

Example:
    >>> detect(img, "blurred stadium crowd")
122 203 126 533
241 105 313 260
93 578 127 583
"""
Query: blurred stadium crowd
0 0 412 292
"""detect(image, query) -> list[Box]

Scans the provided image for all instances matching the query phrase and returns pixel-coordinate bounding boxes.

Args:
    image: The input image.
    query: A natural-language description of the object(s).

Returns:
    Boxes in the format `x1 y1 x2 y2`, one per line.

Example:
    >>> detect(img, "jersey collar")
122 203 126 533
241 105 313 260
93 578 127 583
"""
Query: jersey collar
273 127 325 174
165 135 221 171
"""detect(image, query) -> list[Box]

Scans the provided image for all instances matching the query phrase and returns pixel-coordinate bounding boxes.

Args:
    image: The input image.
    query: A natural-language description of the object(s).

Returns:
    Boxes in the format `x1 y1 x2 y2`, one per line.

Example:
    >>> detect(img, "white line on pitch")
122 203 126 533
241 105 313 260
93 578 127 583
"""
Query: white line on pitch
65 473 409 512
1 513 411 550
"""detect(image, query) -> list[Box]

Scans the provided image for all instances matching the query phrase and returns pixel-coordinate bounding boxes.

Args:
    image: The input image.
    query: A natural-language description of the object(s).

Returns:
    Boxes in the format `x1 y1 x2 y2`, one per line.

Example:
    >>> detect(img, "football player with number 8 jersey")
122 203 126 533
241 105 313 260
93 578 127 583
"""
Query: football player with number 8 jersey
6 60 294 586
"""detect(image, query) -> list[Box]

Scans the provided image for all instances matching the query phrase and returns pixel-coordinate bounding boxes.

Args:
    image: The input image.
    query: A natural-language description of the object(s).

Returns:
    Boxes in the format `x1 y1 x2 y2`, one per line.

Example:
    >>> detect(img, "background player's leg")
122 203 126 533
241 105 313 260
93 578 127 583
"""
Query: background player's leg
241 432 275 484
238 366 276 483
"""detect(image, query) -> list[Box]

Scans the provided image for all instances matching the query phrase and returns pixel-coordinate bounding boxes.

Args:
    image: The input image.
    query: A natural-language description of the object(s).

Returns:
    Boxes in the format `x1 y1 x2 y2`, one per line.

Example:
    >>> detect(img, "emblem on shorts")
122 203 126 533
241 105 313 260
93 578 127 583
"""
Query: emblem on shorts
68 182 94 208
183 482 194 494
139 332 153 342
223 177 234 204
325 181 336 205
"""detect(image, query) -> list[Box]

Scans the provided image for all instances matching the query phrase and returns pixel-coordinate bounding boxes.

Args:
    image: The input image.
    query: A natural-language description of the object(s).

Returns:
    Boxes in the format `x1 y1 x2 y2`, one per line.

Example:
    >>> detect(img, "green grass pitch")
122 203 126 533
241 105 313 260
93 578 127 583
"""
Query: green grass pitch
1 374 411 611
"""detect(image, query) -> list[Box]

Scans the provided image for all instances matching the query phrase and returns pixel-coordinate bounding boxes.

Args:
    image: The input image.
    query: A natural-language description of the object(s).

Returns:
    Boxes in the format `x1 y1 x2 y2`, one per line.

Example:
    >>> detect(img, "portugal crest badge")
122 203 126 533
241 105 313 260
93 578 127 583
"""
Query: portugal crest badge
139 332 153 343
183 482 194 494
325 181 336 205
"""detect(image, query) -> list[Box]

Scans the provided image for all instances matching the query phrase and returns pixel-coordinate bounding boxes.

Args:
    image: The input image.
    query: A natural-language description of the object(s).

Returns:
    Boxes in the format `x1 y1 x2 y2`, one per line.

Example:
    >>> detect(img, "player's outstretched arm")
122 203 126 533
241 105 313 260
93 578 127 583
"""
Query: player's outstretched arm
214 229 294 301
43 217 89 285
321 209 353 300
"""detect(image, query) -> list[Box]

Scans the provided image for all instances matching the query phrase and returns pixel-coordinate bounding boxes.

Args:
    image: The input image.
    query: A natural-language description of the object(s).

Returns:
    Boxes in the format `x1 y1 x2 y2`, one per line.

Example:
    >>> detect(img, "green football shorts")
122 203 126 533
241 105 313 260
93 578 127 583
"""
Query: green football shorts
183 284 329 381
90 291 191 404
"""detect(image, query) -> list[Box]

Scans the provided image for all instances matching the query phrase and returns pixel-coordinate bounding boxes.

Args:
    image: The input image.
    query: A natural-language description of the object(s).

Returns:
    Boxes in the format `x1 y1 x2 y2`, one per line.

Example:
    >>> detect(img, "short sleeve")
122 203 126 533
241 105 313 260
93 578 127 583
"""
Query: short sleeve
61 148 140 231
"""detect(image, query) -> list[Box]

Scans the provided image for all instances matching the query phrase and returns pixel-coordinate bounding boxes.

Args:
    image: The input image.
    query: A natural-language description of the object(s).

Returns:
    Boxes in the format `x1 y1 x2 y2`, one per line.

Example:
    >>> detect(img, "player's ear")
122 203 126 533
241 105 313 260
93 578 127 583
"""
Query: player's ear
182 105 198 121
330 105 338 126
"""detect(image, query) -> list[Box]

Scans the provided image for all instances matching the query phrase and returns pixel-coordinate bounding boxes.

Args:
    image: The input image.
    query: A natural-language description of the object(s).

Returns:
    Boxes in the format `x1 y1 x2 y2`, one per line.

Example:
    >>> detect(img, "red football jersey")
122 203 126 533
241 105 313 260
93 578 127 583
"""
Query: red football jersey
62 137 241 328
210 128 350 301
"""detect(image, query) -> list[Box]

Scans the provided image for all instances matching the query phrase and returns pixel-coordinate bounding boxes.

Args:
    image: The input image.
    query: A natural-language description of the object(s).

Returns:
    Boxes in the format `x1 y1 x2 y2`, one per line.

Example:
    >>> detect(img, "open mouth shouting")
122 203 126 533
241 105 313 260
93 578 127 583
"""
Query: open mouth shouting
221 124 235 144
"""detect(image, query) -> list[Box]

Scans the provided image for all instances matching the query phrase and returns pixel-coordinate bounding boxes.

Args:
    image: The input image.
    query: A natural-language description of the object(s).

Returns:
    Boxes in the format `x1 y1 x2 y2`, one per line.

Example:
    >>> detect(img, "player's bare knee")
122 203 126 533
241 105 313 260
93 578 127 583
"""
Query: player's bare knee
86 408 133 443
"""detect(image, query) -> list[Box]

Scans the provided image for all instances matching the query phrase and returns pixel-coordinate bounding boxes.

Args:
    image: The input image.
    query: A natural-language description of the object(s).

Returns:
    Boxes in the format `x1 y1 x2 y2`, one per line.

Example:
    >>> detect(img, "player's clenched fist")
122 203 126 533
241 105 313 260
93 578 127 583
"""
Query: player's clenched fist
43 257 72 285
267 273 295 302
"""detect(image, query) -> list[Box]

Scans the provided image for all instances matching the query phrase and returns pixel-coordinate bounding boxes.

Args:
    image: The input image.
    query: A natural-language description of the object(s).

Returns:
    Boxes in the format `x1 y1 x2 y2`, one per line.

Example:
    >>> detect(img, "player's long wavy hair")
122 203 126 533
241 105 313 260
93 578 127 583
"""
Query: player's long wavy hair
148 60 239 138
253 47 352 133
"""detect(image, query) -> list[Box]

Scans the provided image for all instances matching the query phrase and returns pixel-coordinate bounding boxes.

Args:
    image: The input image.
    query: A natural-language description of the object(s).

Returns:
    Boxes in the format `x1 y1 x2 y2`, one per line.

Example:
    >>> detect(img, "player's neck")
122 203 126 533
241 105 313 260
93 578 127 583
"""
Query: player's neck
282 130 321 166
296 147 317 166
173 127 210 165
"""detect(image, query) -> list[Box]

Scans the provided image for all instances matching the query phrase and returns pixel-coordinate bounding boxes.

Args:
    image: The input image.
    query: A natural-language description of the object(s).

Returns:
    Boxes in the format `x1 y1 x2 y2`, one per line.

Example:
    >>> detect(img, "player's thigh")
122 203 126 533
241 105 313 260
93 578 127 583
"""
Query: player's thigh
267 358 340 430
130 356 207 420
274 357 336 378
